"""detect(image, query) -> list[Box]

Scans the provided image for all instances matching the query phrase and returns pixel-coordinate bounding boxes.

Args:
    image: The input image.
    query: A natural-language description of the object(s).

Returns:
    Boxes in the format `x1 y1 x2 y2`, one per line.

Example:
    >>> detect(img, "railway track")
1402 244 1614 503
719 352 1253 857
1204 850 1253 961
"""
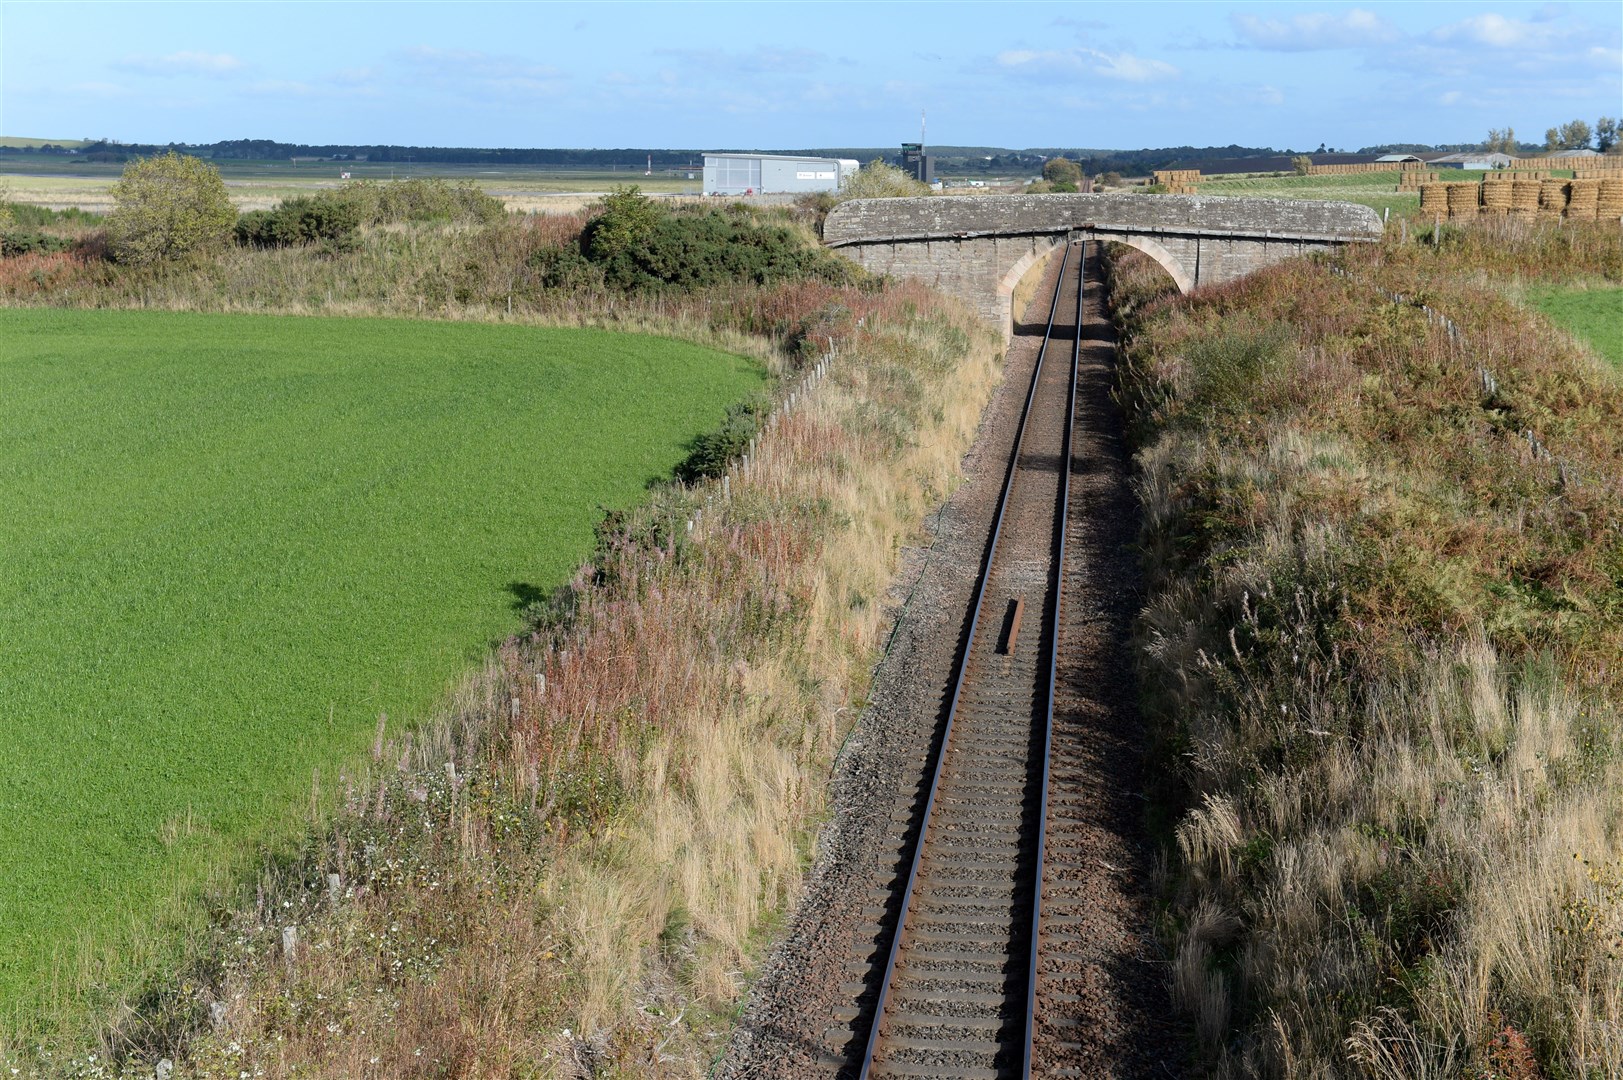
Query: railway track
828 243 1086 1079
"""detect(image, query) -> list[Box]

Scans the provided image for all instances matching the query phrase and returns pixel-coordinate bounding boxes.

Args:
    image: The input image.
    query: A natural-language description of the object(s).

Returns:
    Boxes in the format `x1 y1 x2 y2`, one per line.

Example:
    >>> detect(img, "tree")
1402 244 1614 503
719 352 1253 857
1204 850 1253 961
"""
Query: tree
1291 155 1314 176
1485 127 1517 154
1560 119 1593 151
107 151 235 264
581 186 664 264
1041 157 1082 192
1596 117 1618 153
836 160 929 201
1547 119 1594 152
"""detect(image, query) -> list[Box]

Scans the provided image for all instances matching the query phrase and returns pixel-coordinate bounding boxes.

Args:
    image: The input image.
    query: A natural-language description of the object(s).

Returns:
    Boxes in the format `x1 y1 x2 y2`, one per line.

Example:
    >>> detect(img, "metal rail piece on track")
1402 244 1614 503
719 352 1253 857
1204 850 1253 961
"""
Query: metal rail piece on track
857 243 1080 1080
1022 245 1083 1078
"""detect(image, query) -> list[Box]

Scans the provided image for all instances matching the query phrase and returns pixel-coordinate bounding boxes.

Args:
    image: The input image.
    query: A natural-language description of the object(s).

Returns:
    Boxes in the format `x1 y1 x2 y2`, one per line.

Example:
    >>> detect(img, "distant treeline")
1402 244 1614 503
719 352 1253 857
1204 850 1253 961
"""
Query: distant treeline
0 138 1544 176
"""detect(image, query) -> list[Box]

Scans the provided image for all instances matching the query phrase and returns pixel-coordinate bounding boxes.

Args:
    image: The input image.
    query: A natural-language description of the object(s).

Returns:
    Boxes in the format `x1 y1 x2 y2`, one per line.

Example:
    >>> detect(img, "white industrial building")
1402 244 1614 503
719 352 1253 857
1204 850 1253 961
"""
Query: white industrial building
703 153 860 196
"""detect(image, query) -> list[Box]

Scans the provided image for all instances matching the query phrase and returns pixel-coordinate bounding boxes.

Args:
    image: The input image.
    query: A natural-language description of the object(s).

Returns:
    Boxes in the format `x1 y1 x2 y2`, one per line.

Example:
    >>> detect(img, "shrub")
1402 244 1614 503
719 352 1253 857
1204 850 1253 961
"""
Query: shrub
524 244 603 291
580 185 664 267
582 188 857 293
836 159 929 201
106 152 236 265
0 230 75 257
673 394 769 482
1042 157 1083 188
235 195 361 250
331 177 504 226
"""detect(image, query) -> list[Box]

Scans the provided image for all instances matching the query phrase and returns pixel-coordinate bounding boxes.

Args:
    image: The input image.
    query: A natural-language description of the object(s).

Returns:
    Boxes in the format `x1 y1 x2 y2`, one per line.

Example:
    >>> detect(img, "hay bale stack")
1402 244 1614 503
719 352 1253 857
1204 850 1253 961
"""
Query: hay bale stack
1510 180 1541 215
1567 178 1601 220
1419 182 1449 215
1481 179 1513 210
1446 182 1481 218
1598 178 1623 217
1538 179 1570 215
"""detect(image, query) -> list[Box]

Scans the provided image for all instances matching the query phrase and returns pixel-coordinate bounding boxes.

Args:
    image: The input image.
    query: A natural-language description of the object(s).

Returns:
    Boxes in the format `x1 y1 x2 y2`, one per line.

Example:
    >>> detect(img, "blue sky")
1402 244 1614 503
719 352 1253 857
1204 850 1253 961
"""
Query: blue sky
1 1 1618 150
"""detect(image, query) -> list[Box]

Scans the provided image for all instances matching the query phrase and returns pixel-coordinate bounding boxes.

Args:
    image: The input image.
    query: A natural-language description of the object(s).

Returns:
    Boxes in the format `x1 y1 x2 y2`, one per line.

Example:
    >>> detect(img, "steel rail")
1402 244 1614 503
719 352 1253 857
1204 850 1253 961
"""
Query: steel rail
1021 242 1083 1077
857 242 1075 1080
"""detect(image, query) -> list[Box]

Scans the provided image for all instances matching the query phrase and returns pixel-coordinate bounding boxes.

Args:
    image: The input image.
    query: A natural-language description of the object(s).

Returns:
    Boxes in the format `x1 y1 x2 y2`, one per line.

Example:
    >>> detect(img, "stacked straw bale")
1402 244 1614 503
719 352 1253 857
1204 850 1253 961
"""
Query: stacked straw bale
1567 179 1601 220
1398 171 1439 191
1509 180 1541 215
1538 179 1571 215
1419 182 1449 216
1306 163 1404 176
1446 182 1481 217
1480 178 1513 214
1152 169 1201 186
1598 179 1623 218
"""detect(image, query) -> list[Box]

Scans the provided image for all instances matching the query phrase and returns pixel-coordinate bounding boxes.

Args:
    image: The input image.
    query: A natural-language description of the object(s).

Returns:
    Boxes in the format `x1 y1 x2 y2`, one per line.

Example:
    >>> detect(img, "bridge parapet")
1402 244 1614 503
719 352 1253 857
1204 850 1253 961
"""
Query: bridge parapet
823 193 1383 335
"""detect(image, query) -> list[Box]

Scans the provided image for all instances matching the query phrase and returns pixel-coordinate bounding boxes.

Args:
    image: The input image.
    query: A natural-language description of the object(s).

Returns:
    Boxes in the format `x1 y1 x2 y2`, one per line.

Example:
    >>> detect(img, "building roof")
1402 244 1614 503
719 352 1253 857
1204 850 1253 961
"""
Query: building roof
1375 153 1423 162
1544 148 1600 158
1424 151 1513 165
703 152 852 163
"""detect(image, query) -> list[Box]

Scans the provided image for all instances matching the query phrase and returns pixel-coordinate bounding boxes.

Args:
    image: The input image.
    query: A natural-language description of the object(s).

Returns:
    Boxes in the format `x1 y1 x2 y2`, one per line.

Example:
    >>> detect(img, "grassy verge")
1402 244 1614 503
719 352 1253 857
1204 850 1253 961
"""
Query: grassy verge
1108 215 1623 1076
0 309 762 1027
1526 285 1623 369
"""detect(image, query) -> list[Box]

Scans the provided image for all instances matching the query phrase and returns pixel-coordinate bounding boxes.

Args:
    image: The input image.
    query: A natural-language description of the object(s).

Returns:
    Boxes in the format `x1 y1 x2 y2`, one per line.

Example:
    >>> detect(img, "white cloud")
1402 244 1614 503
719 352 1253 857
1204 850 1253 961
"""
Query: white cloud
995 47 1178 83
1231 9 1397 51
1095 50 1179 82
653 46 828 78
1432 14 1541 48
118 51 245 77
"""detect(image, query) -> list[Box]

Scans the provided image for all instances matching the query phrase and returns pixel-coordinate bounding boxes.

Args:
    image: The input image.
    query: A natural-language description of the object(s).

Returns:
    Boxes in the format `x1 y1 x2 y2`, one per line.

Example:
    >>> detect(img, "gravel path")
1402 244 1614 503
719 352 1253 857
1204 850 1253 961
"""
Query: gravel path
717 246 1181 1078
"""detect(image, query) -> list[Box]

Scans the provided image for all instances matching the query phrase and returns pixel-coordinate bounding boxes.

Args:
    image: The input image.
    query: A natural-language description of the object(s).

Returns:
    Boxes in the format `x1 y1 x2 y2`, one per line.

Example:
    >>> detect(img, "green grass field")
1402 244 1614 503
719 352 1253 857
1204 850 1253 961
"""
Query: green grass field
0 309 761 1016
1191 170 1420 217
1528 285 1623 368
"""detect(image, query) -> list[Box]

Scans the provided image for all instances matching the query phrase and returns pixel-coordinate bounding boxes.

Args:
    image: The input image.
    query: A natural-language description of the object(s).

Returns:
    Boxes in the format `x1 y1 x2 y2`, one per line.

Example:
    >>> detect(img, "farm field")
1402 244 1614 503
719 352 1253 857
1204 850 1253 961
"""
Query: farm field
1527 284 1623 368
1189 170 1421 216
0 157 701 213
0 309 761 1017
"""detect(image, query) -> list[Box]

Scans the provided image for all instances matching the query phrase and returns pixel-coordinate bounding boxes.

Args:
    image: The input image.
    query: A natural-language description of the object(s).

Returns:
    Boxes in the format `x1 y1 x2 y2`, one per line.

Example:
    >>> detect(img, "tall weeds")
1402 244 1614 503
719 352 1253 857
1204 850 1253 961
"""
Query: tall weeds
1109 218 1623 1077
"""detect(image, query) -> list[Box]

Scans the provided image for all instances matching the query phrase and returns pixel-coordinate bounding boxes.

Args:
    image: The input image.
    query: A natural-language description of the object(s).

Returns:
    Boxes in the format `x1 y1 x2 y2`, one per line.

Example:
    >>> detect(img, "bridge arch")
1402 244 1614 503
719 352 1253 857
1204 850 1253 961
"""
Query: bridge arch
825 193 1382 338
995 237 1066 325
1095 233 1193 293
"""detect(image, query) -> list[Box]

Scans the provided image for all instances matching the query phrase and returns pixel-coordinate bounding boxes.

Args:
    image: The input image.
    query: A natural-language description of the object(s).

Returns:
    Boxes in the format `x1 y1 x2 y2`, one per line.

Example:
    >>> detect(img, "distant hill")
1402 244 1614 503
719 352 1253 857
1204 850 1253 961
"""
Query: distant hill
0 136 92 150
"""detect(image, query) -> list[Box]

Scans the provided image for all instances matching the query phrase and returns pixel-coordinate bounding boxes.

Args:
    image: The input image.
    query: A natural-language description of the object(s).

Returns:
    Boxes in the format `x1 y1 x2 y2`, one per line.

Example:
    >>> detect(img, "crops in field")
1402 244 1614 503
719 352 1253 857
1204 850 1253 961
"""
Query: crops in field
0 308 762 1016
1528 285 1623 368
1190 171 1420 216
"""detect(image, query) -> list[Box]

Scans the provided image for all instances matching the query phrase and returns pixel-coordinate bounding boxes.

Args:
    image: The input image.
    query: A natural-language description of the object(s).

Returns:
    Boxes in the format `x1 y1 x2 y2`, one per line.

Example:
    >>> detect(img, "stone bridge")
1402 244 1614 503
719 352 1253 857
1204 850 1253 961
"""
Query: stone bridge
823 193 1383 334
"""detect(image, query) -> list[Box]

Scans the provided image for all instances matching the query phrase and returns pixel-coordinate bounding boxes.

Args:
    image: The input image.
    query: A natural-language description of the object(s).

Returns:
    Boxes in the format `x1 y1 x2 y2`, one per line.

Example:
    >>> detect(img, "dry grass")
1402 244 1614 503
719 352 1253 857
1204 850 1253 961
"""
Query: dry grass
1108 217 1623 1077
0 269 1001 1076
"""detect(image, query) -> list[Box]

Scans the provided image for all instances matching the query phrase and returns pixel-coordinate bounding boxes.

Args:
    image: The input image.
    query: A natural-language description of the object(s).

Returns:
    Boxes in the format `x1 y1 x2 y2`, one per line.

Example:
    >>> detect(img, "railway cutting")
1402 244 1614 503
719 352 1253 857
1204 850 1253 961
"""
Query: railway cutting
719 243 1180 1079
